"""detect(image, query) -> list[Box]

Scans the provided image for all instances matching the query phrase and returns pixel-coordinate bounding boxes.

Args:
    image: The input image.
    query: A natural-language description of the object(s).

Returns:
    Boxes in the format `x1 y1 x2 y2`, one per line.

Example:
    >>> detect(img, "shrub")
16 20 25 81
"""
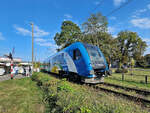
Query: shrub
57 78 74 92
31 72 39 81
115 68 128 73
31 72 147 113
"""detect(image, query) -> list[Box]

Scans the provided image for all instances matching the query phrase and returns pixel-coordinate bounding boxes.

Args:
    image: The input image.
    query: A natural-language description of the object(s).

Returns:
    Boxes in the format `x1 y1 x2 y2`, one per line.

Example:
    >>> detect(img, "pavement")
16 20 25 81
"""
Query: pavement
0 74 28 82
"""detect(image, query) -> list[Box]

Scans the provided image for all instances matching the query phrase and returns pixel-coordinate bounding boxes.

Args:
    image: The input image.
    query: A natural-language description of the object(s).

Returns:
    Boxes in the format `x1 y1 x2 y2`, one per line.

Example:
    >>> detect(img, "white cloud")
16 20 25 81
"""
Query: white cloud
143 38 150 53
14 24 55 48
112 34 117 38
130 18 150 29
37 42 52 47
137 9 147 13
0 32 5 40
35 37 58 49
113 0 126 6
38 42 57 48
144 48 150 55
147 4 150 9
35 38 46 43
143 38 150 43
141 38 150 55
14 24 50 38
132 9 147 18
108 26 116 33
14 25 31 36
94 1 100 5
34 25 50 37
143 38 150 47
110 16 117 20
64 14 72 19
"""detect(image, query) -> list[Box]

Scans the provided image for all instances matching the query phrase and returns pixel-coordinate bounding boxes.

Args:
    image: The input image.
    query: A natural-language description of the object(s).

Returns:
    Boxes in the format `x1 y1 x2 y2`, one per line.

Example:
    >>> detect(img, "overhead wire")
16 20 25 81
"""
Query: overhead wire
82 0 134 28
105 0 134 17
89 0 105 14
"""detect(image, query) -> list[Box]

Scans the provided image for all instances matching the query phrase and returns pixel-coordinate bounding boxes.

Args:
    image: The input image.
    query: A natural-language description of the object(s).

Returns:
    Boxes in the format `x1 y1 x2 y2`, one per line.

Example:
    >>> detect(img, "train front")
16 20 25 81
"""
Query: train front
83 43 109 83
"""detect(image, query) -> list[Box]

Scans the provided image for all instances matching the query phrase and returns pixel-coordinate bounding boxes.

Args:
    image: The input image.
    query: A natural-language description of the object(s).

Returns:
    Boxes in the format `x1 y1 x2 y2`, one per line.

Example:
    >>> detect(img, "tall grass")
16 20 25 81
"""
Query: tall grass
0 78 44 113
32 72 150 113
105 69 150 90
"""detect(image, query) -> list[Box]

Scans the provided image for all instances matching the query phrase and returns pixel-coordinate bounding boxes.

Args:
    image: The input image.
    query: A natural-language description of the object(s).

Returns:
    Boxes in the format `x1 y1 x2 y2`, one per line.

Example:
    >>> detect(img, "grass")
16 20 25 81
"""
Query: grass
32 72 150 113
0 78 44 113
105 68 150 90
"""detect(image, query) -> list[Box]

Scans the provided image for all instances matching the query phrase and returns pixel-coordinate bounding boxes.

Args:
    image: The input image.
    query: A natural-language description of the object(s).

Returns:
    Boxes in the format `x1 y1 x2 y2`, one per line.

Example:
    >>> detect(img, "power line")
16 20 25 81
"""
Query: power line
82 0 133 25
86 0 134 28
106 0 134 17
81 0 105 24
90 0 105 14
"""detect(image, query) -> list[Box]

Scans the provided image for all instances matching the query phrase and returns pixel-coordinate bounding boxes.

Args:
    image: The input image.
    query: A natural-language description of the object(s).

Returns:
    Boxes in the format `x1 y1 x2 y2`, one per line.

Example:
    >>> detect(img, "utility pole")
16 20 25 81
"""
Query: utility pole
31 22 34 72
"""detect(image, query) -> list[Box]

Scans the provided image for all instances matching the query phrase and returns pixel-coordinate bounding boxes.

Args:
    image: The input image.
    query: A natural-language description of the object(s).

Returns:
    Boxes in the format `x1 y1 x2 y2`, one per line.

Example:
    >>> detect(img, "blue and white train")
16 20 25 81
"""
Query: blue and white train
43 42 110 83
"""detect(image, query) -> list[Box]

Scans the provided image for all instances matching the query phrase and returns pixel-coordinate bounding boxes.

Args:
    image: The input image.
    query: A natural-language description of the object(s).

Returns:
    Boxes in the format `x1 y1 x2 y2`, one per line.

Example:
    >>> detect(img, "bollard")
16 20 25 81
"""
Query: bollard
145 75 148 84
10 60 13 79
122 72 124 81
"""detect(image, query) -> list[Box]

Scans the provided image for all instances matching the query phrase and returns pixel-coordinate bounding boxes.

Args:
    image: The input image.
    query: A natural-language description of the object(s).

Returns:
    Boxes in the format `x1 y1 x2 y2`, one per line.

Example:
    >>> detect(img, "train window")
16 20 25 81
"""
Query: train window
73 49 81 60
49 60 51 67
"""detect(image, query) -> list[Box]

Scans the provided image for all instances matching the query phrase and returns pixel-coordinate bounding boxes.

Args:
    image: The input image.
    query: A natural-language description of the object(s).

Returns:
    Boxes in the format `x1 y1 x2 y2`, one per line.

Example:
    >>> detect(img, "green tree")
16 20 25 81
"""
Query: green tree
81 12 114 64
54 21 81 49
137 56 147 68
116 30 147 66
82 12 108 34
144 54 150 66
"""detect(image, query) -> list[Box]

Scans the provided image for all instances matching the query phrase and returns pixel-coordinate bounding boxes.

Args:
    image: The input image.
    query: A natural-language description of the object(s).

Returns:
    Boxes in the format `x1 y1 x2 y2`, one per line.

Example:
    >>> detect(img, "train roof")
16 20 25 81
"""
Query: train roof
45 42 97 61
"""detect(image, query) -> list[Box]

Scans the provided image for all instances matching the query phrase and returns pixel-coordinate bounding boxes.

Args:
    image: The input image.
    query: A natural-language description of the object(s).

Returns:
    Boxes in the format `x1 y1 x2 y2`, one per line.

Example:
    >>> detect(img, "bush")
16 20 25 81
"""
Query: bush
31 72 147 113
115 68 128 73
31 72 39 81
57 78 74 92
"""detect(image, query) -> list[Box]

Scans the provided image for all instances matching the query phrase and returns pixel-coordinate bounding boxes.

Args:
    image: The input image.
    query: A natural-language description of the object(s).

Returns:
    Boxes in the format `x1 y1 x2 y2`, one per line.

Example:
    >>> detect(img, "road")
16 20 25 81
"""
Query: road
0 74 28 82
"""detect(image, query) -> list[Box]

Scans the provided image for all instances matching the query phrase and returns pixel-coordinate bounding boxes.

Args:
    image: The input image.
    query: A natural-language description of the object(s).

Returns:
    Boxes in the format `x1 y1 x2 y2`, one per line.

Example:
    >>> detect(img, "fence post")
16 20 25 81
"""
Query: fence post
145 75 148 84
122 72 124 81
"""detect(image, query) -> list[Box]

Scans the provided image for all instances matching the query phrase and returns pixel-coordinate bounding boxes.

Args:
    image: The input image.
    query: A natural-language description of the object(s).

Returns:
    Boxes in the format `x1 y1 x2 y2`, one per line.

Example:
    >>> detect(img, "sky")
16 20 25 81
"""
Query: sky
0 0 150 61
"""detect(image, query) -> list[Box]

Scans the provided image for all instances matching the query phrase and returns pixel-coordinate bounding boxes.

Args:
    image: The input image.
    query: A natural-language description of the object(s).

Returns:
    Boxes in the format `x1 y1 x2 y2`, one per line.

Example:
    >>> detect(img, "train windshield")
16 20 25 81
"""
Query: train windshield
84 44 105 69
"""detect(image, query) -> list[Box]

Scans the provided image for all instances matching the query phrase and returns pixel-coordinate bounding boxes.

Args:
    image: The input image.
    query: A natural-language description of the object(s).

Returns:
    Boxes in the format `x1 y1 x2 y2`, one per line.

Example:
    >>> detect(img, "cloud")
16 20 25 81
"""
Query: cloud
64 14 72 19
14 24 56 48
113 0 126 6
38 42 57 48
94 1 100 5
14 25 31 36
108 26 116 33
112 34 117 38
35 38 46 43
143 38 150 43
34 25 50 37
147 4 150 9
35 37 58 50
132 9 147 18
14 24 50 38
0 32 5 40
110 16 117 20
130 18 150 29
143 38 150 55
143 38 150 47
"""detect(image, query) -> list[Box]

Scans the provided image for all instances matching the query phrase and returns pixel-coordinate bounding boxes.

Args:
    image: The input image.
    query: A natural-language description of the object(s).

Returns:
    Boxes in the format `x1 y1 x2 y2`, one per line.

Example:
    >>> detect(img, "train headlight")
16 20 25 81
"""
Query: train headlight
90 70 95 75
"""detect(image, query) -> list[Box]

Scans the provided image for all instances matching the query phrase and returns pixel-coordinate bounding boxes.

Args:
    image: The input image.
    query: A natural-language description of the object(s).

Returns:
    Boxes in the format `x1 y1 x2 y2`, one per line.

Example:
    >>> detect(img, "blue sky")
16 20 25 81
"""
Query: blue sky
0 0 150 61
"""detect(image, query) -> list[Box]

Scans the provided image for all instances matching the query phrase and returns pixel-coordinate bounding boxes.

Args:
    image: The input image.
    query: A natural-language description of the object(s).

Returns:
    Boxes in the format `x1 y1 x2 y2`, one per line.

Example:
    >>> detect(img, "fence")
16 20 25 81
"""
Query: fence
111 68 150 85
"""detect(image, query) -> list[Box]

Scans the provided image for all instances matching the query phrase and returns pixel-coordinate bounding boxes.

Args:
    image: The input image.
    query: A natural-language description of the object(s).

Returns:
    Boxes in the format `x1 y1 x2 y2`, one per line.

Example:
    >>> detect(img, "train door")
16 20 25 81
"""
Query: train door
73 49 85 76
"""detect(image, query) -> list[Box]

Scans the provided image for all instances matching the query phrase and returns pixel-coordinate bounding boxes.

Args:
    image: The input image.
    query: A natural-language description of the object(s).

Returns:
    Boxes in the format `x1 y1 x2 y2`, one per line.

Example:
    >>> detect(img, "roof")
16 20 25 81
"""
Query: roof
0 57 22 62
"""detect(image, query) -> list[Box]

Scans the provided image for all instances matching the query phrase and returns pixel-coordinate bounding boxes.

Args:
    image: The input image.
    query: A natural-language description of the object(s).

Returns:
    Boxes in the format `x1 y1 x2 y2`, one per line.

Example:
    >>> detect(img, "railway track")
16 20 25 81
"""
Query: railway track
92 85 150 108
45 72 150 108
100 82 150 96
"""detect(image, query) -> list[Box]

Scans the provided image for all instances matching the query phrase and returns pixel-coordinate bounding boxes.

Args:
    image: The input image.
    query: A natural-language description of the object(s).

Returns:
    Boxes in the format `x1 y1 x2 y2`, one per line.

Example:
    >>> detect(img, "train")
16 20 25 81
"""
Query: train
43 42 110 83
